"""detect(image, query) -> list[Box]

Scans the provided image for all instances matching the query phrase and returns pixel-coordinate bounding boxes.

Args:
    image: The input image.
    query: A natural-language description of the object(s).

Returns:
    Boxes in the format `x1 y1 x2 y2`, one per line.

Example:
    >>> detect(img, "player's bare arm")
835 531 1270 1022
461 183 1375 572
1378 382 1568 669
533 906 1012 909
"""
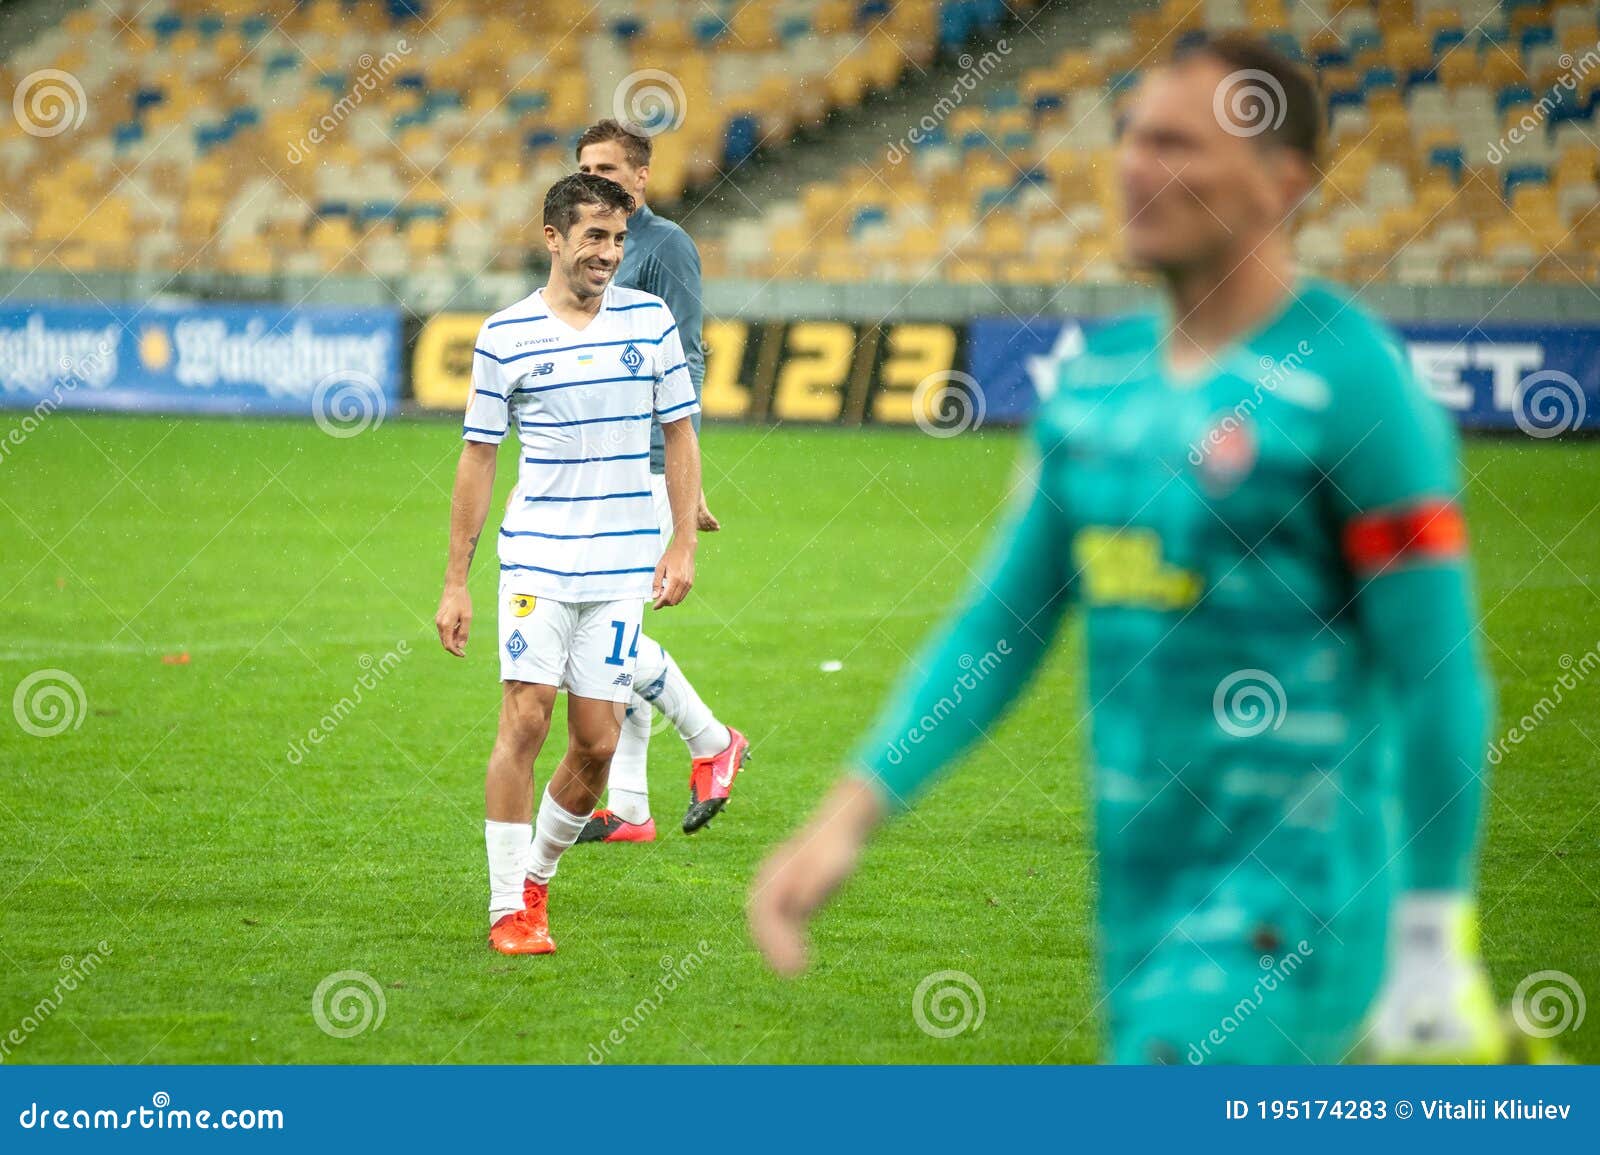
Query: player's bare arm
436 439 497 657
654 415 700 609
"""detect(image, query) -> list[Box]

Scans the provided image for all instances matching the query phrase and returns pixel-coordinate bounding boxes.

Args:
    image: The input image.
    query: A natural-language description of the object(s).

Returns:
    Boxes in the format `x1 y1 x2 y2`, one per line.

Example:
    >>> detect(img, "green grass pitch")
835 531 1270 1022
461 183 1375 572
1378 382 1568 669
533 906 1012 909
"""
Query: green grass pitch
0 416 1595 1064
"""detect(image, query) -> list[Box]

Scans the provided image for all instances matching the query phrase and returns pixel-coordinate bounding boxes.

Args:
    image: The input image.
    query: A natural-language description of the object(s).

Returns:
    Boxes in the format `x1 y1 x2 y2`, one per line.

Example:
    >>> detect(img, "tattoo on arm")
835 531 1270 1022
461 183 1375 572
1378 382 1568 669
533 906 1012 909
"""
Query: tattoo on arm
466 532 480 570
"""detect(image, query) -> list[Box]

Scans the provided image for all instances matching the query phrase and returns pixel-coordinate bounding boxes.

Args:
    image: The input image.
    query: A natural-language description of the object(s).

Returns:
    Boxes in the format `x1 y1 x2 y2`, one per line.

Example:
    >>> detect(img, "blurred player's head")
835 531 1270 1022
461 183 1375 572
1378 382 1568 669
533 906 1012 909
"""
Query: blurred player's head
576 119 652 207
542 173 636 300
1117 34 1322 279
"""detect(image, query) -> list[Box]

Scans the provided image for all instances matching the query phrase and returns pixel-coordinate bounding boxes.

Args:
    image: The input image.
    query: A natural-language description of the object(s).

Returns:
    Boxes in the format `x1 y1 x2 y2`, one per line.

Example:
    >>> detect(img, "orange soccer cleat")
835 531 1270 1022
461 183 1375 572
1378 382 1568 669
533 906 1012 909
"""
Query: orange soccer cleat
487 880 556 955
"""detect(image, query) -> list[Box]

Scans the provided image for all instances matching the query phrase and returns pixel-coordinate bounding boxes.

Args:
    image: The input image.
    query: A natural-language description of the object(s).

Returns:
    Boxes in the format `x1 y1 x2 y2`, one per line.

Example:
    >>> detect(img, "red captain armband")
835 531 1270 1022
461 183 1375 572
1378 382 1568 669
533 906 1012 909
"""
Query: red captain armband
1342 499 1468 577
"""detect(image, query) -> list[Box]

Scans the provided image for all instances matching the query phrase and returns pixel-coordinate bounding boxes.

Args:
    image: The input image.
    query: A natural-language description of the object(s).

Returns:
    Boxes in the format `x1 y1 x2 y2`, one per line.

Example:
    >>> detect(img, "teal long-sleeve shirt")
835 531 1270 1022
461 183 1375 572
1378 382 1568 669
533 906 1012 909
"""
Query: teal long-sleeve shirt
854 283 1491 896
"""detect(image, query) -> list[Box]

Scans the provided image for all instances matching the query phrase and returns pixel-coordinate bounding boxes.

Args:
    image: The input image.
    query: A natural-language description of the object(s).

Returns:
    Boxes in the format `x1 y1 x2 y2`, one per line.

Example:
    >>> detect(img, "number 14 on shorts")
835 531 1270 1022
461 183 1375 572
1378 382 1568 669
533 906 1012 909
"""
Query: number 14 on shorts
605 620 640 667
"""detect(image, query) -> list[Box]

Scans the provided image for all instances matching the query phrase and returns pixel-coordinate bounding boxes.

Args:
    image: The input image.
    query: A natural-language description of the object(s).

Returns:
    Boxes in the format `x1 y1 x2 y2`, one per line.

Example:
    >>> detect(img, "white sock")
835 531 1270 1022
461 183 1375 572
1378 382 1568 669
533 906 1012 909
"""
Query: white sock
527 789 590 884
486 819 532 923
635 634 730 759
606 704 654 824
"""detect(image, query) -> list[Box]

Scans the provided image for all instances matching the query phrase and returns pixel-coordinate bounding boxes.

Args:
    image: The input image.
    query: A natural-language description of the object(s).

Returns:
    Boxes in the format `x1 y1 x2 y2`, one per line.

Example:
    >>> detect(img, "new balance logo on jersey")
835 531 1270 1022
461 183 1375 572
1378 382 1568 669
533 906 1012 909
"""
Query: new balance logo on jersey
620 343 644 373
612 672 633 687
527 362 555 376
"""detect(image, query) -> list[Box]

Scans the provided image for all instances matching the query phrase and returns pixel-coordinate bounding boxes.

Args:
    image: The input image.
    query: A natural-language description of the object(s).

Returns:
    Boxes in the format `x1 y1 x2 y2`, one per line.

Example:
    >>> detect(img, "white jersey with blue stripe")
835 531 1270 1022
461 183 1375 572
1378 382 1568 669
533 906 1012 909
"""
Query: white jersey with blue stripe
462 283 700 603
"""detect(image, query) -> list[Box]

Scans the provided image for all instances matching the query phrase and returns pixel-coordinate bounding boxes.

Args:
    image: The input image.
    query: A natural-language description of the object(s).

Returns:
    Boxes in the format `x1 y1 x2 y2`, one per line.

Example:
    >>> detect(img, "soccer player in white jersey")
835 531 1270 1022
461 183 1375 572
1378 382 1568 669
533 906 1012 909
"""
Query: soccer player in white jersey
434 173 703 956
575 120 749 842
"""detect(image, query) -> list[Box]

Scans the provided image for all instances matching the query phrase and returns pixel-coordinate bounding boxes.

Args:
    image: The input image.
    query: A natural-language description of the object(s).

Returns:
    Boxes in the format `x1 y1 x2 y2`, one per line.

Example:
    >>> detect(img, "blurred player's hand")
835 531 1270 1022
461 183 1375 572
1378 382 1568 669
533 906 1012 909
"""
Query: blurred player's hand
1365 892 1506 1063
749 776 884 976
653 540 695 608
435 585 472 657
697 492 720 533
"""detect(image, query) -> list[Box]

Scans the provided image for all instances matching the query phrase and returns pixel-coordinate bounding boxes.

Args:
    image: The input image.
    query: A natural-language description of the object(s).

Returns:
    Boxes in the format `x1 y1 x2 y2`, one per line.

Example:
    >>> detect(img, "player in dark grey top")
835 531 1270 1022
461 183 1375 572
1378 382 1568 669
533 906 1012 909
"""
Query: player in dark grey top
573 120 750 842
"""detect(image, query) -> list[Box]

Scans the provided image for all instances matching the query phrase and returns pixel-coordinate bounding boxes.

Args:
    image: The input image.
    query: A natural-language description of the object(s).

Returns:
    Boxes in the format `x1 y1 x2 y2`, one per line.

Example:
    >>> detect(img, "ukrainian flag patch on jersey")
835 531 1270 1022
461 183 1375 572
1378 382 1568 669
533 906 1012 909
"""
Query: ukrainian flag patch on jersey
509 593 536 617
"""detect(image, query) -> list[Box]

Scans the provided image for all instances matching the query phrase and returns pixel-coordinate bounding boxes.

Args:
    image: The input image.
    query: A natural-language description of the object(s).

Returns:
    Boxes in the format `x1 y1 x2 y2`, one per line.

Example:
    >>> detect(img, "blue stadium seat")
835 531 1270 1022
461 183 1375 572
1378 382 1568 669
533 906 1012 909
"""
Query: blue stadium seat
196 14 224 39
1326 88 1365 113
506 92 548 115
778 15 811 41
856 0 892 26
612 17 643 41
849 206 888 234
113 121 144 148
1109 70 1140 97
1427 146 1465 182
194 123 235 153
1520 26 1555 53
1347 29 1382 56
524 128 560 151
1496 84 1535 113
693 15 729 44
1503 165 1549 197
977 186 1011 214
361 201 401 225
1031 92 1064 115
1362 67 1398 92
151 13 182 41
722 114 760 166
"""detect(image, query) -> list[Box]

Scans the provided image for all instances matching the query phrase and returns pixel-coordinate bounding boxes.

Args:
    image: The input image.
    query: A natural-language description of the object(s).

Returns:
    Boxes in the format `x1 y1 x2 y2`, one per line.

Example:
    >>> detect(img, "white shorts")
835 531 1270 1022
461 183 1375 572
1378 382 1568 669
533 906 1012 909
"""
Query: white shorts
498 576 643 703
649 472 671 563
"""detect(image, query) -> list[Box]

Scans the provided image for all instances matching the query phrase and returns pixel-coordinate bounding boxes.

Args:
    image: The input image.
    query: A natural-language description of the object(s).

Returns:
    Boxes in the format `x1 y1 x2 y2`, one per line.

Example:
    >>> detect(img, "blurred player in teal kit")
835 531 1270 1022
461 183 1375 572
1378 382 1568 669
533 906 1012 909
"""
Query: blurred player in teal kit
750 36 1506 1063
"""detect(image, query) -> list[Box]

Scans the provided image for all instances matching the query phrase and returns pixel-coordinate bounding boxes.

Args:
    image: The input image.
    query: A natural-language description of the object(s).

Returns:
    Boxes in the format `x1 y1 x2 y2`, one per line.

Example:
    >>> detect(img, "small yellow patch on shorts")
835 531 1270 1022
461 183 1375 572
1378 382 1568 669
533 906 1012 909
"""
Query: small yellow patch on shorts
509 593 536 618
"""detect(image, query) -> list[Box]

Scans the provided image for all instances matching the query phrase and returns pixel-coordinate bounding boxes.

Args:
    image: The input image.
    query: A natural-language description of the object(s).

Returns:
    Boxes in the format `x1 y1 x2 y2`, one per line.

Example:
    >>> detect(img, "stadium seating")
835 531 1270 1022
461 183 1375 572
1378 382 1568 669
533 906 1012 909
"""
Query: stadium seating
0 0 1002 277
710 0 1600 285
1 0 1595 285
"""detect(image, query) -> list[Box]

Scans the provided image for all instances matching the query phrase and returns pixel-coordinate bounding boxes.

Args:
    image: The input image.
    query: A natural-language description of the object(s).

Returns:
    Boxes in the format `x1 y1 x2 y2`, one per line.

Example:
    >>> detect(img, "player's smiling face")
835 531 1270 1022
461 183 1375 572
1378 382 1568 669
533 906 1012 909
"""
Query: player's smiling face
1116 59 1288 274
578 140 647 203
546 204 628 299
